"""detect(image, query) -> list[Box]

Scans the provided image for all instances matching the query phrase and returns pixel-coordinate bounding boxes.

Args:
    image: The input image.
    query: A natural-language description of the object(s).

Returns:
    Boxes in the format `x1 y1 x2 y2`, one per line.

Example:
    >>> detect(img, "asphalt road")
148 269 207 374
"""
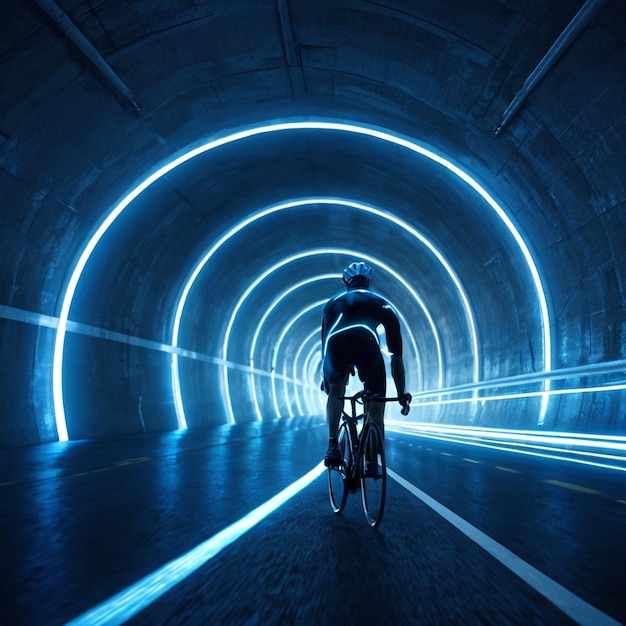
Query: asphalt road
1 417 624 625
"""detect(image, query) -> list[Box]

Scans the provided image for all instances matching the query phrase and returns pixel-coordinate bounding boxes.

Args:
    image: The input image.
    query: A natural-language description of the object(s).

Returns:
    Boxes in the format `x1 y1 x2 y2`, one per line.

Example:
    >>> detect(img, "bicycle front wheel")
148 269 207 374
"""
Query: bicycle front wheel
360 421 386 528
328 421 352 514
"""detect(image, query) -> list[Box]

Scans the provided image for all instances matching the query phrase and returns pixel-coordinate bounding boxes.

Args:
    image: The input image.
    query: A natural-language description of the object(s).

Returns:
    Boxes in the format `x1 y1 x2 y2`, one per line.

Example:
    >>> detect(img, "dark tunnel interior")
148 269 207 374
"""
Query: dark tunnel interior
1 1 626 624
2 0 625 447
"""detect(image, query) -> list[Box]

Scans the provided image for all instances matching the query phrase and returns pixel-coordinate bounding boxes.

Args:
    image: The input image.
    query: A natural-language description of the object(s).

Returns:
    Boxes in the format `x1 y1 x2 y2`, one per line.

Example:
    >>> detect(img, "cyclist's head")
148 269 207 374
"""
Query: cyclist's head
342 261 373 287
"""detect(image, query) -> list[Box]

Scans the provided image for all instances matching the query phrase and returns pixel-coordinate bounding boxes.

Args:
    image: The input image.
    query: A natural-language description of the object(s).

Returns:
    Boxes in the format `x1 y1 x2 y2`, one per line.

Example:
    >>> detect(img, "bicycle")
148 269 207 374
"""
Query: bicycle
327 389 398 528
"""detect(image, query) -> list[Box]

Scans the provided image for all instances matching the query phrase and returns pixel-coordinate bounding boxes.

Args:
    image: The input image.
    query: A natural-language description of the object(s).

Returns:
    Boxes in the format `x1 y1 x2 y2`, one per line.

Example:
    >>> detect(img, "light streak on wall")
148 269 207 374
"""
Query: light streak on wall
386 421 626 472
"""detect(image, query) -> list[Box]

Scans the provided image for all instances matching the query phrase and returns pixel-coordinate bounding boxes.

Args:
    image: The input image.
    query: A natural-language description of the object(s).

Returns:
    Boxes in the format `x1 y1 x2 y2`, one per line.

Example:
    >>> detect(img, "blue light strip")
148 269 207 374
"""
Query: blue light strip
407 383 626 406
386 421 626 471
387 421 626 449
65 462 326 625
54 120 550 442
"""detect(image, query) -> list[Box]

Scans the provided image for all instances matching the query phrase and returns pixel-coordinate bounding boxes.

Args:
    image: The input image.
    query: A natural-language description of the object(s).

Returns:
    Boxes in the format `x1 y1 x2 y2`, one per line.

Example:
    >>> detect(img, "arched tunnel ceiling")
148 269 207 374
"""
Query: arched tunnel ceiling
1 0 625 444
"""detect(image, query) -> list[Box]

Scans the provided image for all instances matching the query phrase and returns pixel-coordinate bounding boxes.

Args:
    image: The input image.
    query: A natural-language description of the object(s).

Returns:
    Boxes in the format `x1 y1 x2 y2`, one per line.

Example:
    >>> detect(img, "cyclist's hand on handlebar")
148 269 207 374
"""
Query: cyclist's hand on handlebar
399 392 412 416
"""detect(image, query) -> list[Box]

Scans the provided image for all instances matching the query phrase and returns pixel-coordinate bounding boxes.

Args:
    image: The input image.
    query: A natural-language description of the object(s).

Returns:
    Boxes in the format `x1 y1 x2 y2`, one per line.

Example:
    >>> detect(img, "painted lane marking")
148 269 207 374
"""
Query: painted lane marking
66 462 325 625
69 468 109 478
543 479 603 496
495 466 521 474
422 445 619 504
388 469 621 626
115 457 153 467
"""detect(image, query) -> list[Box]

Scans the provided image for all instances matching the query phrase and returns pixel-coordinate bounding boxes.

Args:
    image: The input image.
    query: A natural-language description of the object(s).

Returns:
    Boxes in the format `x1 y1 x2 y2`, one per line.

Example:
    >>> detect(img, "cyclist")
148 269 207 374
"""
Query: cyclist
321 261 412 468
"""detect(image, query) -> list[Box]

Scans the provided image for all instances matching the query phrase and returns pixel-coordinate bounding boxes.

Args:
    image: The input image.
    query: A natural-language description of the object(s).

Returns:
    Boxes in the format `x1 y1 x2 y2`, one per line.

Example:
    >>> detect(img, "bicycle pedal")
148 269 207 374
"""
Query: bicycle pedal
364 467 382 478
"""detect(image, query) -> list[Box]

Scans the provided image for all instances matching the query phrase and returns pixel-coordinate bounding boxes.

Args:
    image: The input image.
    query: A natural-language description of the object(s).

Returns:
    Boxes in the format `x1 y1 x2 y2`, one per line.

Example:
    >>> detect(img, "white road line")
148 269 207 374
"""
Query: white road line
66 462 326 626
388 468 621 626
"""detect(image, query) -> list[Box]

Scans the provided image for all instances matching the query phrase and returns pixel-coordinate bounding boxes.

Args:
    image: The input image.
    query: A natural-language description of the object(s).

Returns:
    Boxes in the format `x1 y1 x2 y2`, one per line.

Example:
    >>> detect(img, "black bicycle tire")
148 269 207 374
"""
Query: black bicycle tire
328 421 351 514
359 421 386 528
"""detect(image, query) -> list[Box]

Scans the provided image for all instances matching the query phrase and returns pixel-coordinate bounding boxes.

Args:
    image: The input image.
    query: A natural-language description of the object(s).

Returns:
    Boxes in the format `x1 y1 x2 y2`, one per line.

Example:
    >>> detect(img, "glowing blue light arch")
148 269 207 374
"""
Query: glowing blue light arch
302 340 326 414
221 249 440 424
292 327 325 416
177 195 475 427
53 120 551 441
249 274 337 420
248 272 423 421
271 300 325 419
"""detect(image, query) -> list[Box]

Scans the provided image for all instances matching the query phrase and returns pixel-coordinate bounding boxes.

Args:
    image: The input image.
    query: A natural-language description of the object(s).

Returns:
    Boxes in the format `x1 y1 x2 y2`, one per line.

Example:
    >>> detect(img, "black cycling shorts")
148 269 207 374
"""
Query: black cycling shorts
323 326 386 395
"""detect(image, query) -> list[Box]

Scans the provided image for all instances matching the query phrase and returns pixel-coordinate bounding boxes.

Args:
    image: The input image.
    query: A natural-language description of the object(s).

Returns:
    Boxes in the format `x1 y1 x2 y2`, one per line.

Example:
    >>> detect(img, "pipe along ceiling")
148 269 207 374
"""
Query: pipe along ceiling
1 1 625 456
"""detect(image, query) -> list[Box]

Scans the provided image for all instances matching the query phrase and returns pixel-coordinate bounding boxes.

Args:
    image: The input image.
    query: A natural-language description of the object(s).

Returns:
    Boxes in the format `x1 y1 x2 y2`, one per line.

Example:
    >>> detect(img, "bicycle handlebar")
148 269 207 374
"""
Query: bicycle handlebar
339 389 411 416
339 390 400 403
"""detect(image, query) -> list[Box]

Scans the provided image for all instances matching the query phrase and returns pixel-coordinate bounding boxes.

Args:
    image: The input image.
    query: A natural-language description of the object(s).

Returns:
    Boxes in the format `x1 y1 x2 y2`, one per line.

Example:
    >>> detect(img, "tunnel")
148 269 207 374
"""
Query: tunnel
1 1 625 624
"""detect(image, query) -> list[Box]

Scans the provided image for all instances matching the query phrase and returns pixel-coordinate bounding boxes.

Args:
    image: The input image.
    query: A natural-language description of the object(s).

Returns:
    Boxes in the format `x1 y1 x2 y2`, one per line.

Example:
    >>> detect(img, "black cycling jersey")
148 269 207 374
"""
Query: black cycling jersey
321 287 403 356
321 286 403 392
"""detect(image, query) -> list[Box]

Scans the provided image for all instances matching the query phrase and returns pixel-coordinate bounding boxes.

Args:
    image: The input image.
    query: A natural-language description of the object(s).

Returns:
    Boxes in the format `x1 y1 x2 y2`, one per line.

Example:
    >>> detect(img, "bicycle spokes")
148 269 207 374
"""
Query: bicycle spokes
327 422 351 514
360 422 386 528
328 392 389 527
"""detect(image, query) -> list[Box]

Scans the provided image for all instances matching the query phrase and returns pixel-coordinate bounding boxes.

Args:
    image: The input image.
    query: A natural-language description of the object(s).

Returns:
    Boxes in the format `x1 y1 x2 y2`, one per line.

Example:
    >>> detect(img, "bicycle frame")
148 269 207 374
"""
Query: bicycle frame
327 389 396 527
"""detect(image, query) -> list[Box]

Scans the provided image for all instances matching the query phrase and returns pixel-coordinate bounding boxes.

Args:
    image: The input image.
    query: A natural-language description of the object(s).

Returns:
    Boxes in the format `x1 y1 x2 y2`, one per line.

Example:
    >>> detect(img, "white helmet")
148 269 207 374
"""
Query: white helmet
342 261 373 286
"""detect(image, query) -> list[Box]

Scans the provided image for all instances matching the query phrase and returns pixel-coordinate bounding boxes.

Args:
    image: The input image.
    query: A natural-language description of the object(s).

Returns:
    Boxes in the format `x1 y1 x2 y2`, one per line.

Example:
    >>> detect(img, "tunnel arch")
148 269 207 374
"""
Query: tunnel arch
52 119 553 442
219 248 428 425
249 275 338 421
250 272 426 422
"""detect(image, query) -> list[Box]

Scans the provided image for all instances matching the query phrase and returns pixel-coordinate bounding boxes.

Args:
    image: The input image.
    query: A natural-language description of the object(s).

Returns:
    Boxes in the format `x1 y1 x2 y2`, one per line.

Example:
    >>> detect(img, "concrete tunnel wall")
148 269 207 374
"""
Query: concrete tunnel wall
0 1 625 447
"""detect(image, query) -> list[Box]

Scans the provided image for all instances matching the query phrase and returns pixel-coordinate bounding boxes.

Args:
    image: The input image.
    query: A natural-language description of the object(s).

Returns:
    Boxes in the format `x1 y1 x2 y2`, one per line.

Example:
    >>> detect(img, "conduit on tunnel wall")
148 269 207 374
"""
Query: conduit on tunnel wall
53 120 552 442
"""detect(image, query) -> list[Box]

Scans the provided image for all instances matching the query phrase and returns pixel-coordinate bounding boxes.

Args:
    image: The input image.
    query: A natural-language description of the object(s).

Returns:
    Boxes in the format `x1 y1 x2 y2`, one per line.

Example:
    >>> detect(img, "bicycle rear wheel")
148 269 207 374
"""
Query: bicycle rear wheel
328 421 352 514
360 421 386 528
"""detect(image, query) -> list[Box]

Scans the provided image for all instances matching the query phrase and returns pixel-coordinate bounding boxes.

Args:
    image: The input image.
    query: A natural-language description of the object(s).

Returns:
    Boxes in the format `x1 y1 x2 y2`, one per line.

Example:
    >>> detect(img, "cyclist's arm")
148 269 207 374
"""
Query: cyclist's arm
391 354 406 396
382 304 412 414
391 354 411 415
320 298 336 392
321 294 341 353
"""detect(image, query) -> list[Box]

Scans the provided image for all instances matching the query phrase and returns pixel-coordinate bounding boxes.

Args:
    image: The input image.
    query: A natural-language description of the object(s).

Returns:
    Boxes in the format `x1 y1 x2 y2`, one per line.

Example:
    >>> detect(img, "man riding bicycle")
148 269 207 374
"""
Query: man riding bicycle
321 261 412 468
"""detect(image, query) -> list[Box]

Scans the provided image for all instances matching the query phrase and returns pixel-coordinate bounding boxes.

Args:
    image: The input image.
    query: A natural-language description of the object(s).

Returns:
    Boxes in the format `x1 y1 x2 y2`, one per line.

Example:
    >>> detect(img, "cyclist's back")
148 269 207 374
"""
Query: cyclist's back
321 261 411 469
322 287 402 357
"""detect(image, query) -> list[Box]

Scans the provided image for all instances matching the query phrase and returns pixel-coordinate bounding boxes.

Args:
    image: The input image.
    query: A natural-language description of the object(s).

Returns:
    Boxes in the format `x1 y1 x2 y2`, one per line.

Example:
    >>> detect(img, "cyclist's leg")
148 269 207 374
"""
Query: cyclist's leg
367 400 384 433
355 335 386 463
322 334 351 466
326 381 345 439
